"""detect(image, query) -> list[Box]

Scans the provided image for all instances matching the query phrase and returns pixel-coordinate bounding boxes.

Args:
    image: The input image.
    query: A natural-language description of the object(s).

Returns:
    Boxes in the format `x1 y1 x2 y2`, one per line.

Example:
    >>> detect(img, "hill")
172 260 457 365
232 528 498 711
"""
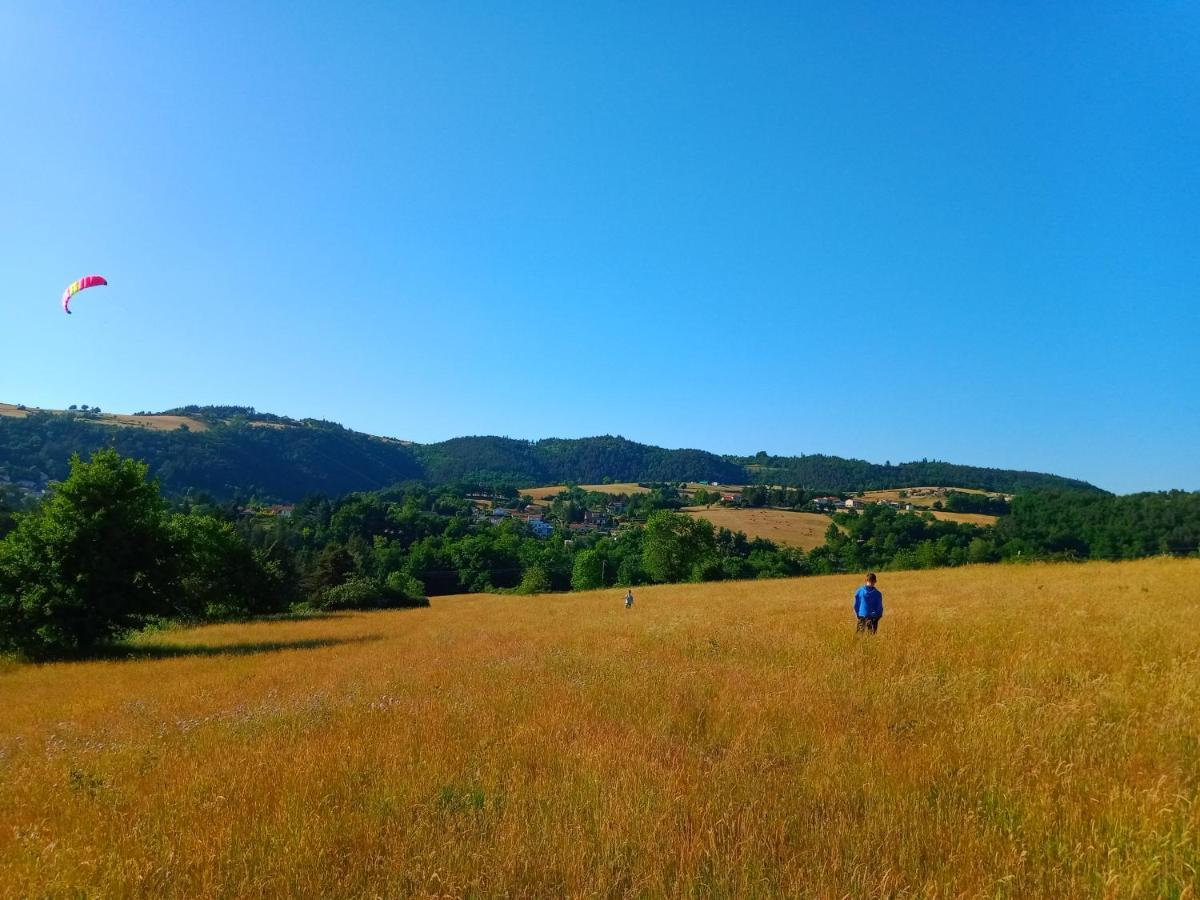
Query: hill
736 452 1099 494
0 403 1106 501
2 559 1196 896
0 407 424 500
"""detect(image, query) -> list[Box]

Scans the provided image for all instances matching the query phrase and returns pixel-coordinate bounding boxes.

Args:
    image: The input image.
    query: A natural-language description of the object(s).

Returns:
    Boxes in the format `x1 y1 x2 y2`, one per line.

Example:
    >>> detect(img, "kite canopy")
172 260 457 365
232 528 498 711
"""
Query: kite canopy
62 275 107 314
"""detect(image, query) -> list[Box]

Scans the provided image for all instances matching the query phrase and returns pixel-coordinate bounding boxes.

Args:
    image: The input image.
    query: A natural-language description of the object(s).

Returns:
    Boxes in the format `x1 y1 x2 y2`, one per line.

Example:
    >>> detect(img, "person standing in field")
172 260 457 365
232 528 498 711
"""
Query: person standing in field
624 589 634 609
854 573 883 634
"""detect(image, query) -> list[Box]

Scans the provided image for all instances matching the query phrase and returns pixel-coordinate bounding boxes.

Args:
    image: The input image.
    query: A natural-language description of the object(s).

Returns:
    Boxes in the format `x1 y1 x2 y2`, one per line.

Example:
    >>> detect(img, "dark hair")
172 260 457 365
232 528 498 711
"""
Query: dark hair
866 573 877 583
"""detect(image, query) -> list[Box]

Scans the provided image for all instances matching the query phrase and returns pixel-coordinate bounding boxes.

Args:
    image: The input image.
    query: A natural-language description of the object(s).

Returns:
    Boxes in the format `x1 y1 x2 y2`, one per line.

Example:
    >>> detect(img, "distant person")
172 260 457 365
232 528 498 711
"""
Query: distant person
854 573 883 634
624 589 634 609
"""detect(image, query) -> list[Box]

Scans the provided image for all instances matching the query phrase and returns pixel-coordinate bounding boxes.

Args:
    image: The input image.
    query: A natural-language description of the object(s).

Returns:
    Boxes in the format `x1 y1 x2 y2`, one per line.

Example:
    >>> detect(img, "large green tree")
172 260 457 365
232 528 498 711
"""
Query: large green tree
0 450 177 656
642 510 717 584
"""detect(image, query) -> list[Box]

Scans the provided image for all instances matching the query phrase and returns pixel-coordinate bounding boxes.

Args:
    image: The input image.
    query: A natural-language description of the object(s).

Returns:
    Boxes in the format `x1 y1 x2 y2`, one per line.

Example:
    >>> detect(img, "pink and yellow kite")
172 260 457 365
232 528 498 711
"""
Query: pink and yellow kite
61 275 107 314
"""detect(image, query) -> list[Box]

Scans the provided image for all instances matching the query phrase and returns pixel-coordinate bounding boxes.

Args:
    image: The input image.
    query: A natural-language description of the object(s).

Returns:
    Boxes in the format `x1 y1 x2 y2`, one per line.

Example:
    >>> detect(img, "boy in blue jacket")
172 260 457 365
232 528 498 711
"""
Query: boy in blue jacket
854 573 883 634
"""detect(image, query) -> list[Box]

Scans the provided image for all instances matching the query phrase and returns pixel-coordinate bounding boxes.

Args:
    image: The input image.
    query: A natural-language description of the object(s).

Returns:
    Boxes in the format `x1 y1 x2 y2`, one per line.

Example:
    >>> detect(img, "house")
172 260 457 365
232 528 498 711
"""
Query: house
265 504 294 517
721 492 742 503
529 519 554 538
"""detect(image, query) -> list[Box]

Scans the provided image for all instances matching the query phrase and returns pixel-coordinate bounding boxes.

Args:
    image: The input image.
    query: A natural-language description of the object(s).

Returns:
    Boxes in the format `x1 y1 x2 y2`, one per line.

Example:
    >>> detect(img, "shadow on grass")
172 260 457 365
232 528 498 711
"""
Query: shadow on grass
97 634 383 661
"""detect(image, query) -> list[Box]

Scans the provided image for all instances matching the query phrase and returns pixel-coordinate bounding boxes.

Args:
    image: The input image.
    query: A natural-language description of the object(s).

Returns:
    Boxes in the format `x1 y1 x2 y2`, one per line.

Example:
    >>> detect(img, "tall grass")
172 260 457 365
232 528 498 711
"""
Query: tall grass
1 559 1198 897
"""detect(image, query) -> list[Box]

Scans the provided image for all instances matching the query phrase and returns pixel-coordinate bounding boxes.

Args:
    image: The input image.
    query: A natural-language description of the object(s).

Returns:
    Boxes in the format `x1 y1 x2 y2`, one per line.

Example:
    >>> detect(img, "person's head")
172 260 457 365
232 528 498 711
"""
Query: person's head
866 573 877 586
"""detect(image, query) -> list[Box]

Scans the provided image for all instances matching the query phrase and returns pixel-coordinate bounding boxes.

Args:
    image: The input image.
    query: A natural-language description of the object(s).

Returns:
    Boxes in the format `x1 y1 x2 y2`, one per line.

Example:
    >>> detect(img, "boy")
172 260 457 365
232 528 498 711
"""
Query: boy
854 573 883 634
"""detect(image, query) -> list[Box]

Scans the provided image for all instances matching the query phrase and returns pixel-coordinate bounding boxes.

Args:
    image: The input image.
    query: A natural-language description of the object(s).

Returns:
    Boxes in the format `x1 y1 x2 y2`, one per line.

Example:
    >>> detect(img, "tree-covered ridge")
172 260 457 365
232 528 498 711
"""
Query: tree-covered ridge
735 452 1102 495
0 404 1104 501
0 411 423 499
418 435 744 486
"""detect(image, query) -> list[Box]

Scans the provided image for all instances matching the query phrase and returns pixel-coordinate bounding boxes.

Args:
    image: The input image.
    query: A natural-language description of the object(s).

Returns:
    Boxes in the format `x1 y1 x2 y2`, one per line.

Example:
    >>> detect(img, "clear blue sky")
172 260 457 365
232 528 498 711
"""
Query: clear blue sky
2 3 1196 494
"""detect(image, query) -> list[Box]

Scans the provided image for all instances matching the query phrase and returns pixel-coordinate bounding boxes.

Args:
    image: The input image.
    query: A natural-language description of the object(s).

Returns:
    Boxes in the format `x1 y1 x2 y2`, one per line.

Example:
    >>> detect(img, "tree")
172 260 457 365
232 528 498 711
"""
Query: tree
642 510 716 584
518 564 553 594
169 512 288 619
0 449 176 656
571 549 606 590
304 543 357 597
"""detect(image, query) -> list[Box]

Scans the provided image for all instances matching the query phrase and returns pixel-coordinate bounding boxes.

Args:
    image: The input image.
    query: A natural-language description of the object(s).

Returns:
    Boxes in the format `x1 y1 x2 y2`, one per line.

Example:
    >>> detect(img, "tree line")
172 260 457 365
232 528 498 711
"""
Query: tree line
0 406 1102 502
2 449 1194 659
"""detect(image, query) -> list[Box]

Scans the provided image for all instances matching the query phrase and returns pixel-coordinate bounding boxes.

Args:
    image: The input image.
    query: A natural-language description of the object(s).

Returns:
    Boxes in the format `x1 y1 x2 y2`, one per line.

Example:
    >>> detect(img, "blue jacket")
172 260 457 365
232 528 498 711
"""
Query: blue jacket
854 585 883 617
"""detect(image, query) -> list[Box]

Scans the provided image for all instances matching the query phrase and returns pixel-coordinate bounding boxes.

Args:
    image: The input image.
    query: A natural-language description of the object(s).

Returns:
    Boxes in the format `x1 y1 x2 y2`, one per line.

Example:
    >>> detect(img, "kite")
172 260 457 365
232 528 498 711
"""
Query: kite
62 275 107 315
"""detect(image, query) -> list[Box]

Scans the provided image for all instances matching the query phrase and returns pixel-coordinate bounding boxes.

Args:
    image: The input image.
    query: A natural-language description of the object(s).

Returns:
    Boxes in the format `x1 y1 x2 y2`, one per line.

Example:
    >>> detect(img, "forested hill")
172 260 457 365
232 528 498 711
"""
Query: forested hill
0 404 1106 500
735 453 1101 494
418 436 745 486
0 409 425 500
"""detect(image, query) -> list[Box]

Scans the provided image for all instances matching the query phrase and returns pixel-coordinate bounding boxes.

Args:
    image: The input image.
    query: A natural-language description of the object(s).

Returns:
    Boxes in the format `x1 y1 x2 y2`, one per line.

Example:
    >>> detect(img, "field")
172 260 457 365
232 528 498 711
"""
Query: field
684 506 832 550
0 402 208 432
860 487 1001 526
861 487 997 507
2 560 1198 897
521 482 652 501
929 509 1001 526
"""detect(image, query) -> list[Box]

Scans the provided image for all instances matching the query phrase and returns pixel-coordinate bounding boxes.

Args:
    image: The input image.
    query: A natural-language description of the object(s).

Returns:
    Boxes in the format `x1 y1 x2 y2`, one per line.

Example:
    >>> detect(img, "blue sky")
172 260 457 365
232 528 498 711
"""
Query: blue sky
1 2 1196 493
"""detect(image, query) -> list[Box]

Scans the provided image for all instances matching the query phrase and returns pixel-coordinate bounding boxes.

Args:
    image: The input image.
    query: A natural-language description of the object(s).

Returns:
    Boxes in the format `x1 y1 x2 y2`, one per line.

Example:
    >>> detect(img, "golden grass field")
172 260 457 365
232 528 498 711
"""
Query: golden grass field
684 506 832 551
861 487 993 507
522 483 653 502
2 559 1198 898
0 403 209 433
858 489 1001 526
928 509 1001 526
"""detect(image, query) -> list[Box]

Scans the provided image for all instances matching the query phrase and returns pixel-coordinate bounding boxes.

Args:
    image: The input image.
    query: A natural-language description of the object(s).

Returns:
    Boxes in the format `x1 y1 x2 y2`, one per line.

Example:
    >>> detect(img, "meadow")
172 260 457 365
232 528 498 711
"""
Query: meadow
0 402 209 432
521 483 653 502
683 506 832 550
1 559 1198 898
860 488 1000 526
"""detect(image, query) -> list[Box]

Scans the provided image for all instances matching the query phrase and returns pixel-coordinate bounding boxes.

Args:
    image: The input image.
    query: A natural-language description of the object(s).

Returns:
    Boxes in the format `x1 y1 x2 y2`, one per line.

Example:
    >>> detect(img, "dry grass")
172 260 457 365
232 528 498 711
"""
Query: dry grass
93 413 210 432
684 506 832 550
929 509 1001 526
0 404 31 420
857 488 1000 525
862 487 995 507
522 483 652 501
1 560 1198 898
0 403 208 432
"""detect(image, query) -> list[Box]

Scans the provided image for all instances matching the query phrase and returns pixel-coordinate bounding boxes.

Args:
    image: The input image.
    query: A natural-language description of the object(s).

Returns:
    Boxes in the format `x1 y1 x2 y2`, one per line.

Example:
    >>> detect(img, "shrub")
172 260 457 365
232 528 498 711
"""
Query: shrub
517 564 552 594
318 577 428 611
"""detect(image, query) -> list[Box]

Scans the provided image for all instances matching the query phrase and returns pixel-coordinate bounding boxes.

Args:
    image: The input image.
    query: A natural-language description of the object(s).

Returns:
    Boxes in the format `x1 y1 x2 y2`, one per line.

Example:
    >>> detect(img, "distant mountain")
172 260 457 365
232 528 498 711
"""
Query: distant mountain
0 403 1107 501
731 453 1101 495
419 436 744 486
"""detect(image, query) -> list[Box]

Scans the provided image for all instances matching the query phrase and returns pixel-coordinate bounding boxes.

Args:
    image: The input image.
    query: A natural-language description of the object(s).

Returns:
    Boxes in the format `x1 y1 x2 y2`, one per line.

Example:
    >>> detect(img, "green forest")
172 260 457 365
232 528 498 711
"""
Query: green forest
0 405 1103 501
1 444 1196 659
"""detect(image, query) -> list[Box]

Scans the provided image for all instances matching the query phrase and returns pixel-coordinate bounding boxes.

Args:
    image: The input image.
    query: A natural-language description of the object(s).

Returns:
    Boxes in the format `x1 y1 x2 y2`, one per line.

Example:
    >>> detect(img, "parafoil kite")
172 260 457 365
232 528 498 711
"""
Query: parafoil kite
62 275 107 315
